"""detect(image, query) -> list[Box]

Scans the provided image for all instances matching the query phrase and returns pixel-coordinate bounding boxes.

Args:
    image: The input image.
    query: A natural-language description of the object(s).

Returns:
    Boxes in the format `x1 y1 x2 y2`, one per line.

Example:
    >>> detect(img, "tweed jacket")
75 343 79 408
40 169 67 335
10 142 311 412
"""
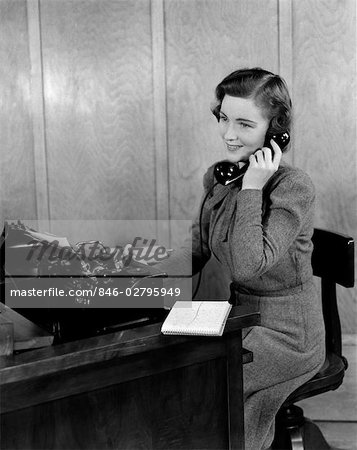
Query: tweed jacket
159 161 315 291
203 161 316 293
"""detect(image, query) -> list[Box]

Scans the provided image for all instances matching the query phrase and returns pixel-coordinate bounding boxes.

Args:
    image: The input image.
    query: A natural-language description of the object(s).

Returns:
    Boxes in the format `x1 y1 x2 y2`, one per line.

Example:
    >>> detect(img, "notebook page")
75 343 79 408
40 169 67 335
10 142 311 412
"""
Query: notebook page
161 301 232 336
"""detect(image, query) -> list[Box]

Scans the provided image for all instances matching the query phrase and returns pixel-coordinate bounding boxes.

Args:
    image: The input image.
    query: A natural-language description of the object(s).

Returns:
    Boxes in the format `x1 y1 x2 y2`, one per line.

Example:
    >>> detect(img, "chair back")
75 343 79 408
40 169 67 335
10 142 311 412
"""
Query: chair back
311 228 355 356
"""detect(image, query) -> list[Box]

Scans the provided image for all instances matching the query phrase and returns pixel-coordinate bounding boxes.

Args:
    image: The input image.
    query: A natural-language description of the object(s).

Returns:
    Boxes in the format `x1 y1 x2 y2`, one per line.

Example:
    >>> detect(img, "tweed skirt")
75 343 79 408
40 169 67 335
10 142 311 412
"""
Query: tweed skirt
232 279 326 450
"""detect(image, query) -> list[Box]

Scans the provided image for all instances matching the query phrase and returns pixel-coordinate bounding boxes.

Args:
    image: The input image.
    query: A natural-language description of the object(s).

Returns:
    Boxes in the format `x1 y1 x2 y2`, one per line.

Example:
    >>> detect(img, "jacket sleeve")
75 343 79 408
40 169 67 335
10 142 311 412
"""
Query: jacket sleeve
153 168 214 277
229 169 315 283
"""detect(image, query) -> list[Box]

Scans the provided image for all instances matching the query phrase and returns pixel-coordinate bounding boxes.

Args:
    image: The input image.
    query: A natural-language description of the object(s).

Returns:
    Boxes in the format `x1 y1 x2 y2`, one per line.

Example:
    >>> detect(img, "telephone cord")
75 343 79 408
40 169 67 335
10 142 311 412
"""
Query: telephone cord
192 181 219 299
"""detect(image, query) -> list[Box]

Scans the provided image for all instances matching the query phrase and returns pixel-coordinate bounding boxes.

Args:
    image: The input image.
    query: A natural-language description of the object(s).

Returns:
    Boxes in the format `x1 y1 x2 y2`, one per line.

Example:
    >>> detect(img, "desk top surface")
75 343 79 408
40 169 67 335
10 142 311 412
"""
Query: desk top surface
0 305 260 384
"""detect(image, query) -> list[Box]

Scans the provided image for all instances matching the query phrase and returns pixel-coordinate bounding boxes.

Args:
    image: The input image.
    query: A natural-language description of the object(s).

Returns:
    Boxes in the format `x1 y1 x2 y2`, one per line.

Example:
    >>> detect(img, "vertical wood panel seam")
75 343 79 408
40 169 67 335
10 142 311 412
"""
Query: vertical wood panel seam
278 0 294 166
278 0 293 96
151 0 170 244
27 0 50 228
355 0 357 168
277 0 280 71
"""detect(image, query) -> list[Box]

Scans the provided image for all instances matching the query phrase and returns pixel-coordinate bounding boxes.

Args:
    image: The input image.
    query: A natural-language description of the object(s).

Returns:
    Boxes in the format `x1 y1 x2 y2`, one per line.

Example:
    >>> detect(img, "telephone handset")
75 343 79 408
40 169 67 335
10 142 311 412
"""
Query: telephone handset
214 131 290 186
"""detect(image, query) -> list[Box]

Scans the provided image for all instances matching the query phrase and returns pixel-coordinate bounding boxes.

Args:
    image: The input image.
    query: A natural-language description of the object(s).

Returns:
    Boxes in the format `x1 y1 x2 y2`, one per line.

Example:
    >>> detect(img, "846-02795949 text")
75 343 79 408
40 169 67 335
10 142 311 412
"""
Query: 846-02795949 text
9 287 181 299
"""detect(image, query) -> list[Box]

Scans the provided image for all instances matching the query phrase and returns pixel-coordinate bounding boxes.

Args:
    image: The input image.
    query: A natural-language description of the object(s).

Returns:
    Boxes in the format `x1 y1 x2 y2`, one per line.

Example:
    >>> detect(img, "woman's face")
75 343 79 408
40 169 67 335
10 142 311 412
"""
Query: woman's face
218 95 270 164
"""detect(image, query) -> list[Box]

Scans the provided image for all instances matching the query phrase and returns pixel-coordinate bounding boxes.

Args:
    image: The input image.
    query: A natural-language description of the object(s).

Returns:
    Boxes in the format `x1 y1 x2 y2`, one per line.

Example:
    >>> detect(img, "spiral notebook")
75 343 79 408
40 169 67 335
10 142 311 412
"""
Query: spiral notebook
161 301 232 336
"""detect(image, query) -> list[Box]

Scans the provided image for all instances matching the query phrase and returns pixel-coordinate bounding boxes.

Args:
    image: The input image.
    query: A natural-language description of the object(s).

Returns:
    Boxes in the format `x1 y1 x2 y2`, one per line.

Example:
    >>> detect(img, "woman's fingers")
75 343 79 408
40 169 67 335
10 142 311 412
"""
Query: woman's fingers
242 141 282 190
252 148 274 167
249 153 258 167
262 147 273 166
270 139 282 169
254 149 265 165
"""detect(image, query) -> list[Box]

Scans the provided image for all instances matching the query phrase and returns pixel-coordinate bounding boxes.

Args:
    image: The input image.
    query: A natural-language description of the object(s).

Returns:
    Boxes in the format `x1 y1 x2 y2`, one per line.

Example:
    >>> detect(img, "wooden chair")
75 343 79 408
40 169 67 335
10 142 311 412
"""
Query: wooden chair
272 228 355 450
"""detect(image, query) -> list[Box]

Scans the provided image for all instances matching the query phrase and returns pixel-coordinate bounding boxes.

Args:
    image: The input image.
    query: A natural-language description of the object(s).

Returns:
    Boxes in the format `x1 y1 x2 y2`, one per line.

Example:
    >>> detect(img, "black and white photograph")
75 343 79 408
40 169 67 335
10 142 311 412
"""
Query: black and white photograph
1 0 356 449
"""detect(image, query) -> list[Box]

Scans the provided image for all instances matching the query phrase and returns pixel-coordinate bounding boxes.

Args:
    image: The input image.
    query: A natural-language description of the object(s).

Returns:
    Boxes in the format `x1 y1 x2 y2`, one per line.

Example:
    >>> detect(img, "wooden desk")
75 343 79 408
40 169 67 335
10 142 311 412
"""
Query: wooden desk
0 302 53 351
0 306 260 450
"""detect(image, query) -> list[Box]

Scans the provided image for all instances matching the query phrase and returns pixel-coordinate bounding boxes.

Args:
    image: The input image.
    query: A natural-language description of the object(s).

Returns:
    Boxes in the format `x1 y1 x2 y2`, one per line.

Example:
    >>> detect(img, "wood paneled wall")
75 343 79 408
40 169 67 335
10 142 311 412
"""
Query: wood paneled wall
0 0 37 222
1 0 356 332
292 0 356 333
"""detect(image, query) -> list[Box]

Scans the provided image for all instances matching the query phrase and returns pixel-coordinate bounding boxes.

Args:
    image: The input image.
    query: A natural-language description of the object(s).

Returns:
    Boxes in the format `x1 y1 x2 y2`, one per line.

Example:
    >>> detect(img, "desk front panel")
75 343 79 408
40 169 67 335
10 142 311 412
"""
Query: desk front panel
1 357 230 450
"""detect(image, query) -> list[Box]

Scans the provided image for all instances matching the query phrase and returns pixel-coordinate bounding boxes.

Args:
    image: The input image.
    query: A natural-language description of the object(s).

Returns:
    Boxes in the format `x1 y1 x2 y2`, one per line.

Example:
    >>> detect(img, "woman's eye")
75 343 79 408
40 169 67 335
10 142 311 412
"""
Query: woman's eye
239 122 251 128
219 116 228 122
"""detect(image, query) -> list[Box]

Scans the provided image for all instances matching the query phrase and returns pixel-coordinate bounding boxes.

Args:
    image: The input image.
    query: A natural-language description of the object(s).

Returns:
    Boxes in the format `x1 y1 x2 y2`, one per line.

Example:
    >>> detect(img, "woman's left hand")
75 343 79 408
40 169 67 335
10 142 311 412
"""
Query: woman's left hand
242 139 282 190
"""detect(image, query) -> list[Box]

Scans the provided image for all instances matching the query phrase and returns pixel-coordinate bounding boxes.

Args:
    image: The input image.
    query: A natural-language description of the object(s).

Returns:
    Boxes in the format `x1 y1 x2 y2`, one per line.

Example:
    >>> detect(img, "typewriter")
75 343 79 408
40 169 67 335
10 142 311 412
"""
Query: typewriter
1 221 169 343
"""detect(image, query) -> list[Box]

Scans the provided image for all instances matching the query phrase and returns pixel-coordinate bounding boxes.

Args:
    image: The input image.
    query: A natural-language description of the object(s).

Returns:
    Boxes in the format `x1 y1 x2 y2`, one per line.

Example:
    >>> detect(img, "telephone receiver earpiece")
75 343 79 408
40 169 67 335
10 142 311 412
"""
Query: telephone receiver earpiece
214 131 290 186
263 131 290 151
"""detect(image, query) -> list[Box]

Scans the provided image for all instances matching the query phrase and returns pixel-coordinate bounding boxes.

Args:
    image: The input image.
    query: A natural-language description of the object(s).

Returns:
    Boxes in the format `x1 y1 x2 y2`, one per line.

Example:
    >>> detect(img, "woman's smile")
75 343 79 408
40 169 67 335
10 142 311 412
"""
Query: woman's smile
226 143 244 152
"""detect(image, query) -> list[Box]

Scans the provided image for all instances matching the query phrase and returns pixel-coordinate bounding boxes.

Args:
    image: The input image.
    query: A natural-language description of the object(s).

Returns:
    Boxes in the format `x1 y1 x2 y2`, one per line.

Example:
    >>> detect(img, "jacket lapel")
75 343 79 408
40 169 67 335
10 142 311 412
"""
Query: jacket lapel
205 182 237 210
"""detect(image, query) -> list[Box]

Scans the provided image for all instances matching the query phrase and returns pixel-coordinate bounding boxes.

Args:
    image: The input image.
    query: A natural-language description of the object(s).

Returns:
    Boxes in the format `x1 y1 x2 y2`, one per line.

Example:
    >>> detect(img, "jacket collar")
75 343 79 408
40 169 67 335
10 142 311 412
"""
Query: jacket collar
205 180 241 209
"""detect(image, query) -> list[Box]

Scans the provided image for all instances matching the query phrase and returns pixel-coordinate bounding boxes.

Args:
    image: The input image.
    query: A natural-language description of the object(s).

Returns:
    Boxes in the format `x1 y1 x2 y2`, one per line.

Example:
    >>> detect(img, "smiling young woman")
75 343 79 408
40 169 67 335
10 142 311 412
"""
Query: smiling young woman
155 67 325 450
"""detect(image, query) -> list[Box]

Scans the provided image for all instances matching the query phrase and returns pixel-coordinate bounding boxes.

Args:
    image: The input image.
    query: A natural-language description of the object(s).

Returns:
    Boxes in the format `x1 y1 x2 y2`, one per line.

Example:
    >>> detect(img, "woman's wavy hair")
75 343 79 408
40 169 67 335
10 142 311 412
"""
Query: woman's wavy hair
211 68 292 146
